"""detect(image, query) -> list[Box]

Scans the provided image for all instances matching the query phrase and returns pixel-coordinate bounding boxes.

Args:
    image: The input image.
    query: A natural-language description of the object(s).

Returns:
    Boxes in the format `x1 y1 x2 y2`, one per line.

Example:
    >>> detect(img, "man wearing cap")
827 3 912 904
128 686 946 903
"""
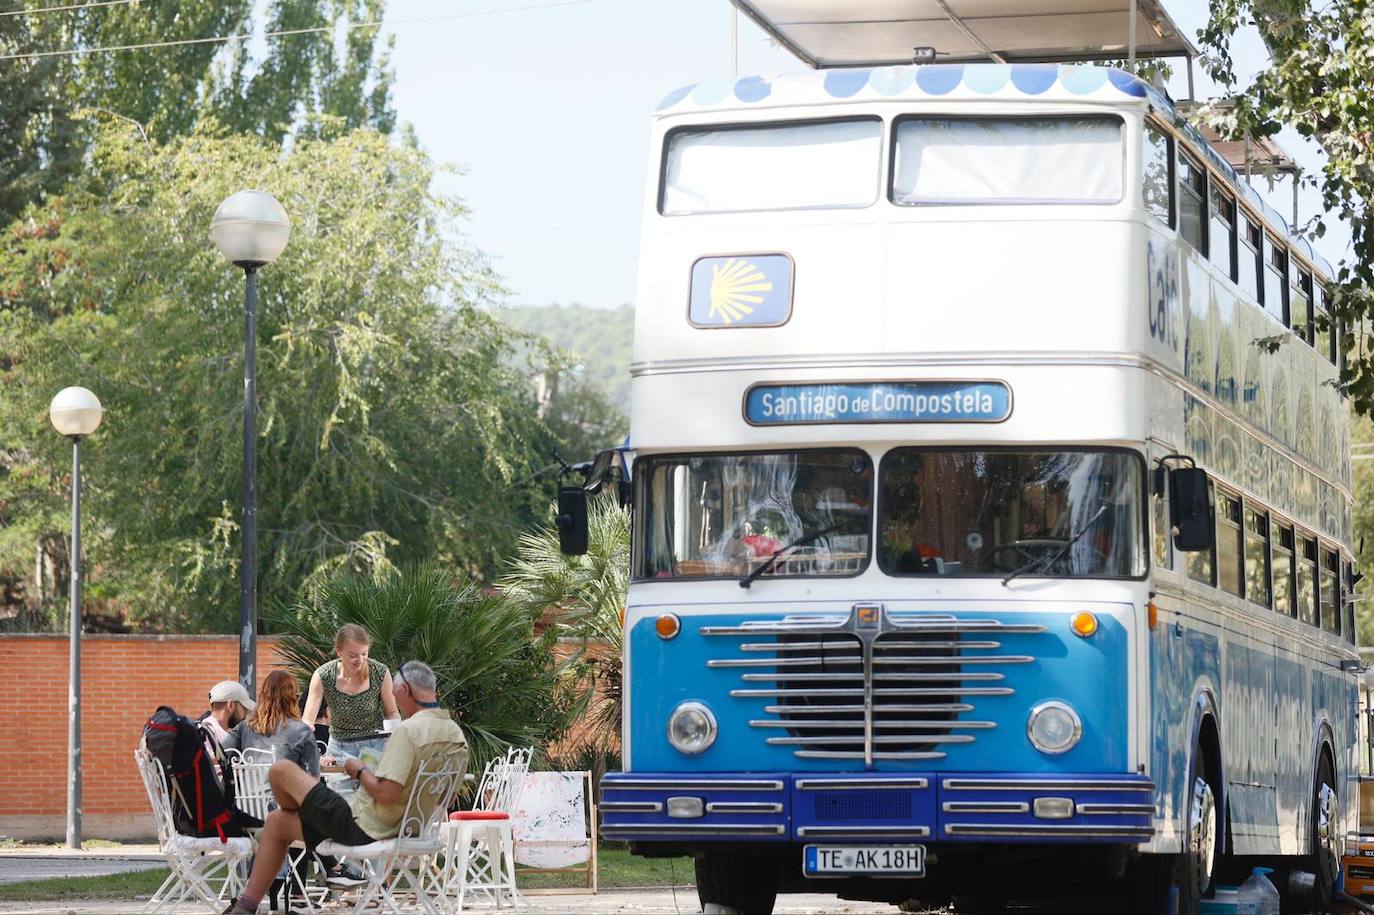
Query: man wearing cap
201 680 255 746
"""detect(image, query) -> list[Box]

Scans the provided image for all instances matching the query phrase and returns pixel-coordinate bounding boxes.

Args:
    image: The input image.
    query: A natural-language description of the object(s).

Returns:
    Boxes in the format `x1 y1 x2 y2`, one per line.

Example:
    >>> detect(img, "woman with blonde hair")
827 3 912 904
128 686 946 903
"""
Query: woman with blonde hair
302 624 399 762
223 670 319 776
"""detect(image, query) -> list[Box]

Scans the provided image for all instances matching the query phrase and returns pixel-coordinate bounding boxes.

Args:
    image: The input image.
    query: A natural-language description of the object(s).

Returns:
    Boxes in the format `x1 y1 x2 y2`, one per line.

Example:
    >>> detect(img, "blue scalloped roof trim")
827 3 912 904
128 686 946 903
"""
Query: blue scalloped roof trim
655 63 1332 279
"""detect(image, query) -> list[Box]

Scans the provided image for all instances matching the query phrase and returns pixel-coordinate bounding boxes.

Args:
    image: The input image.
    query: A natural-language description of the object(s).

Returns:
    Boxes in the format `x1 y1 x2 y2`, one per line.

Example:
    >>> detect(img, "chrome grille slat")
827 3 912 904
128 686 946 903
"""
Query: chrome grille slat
766 734 975 746
749 719 996 730
739 672 1005 682
731 686 1016 697
707 607 1043 766
795 749 949 760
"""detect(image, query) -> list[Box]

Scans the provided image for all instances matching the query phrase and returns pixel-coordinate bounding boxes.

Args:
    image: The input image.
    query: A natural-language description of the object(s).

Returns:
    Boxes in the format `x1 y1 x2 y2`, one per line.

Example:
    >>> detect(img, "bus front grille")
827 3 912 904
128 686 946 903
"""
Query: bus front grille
703 612 1040 765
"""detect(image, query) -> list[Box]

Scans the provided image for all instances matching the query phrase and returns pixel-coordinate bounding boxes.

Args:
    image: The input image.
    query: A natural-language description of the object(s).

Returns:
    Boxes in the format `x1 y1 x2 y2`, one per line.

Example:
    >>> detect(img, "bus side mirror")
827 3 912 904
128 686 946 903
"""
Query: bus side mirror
556 486 589 556
1169 467 1214 553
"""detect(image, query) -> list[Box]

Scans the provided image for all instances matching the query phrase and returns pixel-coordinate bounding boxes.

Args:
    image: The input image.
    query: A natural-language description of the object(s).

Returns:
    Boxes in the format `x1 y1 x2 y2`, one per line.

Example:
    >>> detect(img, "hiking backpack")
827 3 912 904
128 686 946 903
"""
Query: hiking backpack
142 705 262 840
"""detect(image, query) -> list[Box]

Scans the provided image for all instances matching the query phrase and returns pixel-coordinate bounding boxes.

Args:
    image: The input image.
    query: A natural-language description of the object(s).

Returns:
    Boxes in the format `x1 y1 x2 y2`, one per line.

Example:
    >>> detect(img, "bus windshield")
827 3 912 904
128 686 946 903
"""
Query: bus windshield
635 450 873 580
879 449 1146 578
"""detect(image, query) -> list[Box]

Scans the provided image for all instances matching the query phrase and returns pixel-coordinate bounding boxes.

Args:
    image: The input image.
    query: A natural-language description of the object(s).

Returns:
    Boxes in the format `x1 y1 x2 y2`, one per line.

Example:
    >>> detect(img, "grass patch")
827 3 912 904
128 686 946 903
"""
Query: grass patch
0 867 169 902
518 844 692 889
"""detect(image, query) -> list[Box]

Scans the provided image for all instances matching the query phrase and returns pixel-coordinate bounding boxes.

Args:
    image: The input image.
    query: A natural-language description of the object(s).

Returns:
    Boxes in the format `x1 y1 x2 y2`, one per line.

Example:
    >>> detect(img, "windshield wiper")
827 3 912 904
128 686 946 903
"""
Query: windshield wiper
739 523 843 589
1001 505 1109 587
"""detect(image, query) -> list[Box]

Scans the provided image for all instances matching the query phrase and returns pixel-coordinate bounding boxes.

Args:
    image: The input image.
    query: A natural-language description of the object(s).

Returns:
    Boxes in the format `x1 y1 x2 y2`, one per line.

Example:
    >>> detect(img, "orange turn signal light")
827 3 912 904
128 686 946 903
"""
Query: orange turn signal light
655 613 681 640
1147 601 1158 629
1070 611 1099 638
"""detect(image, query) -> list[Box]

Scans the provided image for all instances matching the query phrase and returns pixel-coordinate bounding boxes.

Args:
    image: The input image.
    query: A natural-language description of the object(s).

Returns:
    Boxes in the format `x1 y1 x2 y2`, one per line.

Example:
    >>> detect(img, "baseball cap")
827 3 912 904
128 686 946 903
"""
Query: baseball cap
208 680 258 711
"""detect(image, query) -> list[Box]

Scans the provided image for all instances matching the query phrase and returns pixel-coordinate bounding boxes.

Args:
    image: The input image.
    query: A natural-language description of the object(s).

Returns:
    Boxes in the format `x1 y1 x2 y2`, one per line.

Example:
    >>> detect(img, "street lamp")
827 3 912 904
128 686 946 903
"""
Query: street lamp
49 385 103 850
211 190 289 697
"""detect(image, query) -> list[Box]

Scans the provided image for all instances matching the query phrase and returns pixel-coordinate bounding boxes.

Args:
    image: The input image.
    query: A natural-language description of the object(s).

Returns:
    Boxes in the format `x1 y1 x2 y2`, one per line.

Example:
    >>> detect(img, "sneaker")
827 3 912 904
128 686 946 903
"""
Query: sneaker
221 901 259 914
326 864 367 887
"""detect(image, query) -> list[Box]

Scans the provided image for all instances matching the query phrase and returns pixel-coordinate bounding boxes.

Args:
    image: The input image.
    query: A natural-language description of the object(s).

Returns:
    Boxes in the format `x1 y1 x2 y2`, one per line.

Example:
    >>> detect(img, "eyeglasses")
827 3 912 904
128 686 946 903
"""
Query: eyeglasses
394 666 409 690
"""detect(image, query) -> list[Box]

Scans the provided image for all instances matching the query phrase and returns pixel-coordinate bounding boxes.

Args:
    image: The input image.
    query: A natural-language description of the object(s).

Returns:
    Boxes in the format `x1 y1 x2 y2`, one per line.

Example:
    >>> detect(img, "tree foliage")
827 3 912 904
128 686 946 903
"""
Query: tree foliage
0 122 619 632
497 495 630 766
0 0 395 226
1199 0 1374 409
269 563 581 773
499 304 634 418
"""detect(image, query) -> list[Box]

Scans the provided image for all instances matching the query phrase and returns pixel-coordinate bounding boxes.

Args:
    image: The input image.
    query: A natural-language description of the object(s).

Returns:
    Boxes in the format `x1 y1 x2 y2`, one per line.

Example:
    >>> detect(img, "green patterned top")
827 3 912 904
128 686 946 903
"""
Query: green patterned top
318 657 387 741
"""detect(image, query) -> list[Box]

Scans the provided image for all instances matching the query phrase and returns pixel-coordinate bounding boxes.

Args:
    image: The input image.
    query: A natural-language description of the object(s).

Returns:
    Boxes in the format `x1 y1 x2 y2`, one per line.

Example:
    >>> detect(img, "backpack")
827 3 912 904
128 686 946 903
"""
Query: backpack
142 705 262 840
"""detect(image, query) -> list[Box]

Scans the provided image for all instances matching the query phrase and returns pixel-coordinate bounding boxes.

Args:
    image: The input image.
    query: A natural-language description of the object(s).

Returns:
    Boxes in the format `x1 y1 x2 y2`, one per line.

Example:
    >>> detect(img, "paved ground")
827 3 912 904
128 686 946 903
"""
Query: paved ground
0 887 900 914
0 849 163 886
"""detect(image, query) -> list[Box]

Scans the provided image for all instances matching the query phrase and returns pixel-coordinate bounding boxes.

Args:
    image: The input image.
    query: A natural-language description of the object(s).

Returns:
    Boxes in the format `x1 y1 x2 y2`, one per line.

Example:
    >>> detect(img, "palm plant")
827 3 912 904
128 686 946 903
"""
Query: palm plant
270 563 580 775
497 495 630 771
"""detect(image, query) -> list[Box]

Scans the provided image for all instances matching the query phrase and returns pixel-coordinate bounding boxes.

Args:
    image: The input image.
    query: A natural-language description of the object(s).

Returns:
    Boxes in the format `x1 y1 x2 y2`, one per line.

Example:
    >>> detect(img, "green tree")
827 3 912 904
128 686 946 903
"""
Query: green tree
0 122 615 632
497 495 630 772
1198 1 1374 409
270 563 581 772
0 0 395 226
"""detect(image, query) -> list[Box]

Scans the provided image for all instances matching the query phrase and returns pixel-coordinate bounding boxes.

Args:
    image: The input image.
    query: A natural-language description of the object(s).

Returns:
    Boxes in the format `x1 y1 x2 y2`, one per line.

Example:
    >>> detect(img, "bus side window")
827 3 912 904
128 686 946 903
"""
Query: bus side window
1273 524 1296 618
1209 185 1236 281
1297 535 1319 627
1315 284 1336 365
1152 469 1172 571
1239 216 1262 303
1263 235 1288 327
1290 267 1312 343
1178 153 1206 252
1243 505 1270 607
1142 123 1173 226
1344 560 1358 645
1217 493 1243 597
1320 547 1340 636
1185 480 1216 587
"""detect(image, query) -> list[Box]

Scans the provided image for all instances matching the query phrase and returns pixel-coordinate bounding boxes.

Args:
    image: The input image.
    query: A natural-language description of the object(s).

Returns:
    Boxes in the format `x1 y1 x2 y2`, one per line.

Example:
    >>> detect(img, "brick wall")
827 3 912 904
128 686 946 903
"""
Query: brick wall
0 635 285 841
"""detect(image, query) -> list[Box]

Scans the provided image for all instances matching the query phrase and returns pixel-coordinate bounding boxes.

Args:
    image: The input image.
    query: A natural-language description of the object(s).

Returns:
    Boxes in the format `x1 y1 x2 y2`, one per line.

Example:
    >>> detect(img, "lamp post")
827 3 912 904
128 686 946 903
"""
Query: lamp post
211 190 290 697
50 385 103 850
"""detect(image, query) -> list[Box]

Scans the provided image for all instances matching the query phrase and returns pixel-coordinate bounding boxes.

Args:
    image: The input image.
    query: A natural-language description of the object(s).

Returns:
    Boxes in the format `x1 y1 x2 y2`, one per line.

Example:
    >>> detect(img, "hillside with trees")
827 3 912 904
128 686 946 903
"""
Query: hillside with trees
499 304 634 417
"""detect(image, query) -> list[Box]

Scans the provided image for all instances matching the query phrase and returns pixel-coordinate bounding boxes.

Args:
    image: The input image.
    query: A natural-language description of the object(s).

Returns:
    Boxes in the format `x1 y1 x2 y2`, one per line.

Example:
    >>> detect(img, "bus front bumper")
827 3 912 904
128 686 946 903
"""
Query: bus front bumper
599 772 1155 844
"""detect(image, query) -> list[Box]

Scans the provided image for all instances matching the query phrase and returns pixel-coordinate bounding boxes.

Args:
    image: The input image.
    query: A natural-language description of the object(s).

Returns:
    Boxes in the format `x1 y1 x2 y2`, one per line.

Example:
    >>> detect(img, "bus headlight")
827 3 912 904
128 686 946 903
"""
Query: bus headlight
668 701 717 755
1027 701 1082 755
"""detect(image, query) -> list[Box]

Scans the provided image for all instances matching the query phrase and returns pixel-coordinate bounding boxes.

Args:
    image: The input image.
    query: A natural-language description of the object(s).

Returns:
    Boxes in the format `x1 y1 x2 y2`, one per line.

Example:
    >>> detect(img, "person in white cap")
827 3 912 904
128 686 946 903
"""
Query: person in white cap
201 680 257 746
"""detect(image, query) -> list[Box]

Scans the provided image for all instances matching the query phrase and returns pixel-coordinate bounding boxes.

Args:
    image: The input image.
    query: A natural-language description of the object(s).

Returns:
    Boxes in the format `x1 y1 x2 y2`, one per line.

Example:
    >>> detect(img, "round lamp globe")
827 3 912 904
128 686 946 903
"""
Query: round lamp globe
211 190 290 267
50 387 103 438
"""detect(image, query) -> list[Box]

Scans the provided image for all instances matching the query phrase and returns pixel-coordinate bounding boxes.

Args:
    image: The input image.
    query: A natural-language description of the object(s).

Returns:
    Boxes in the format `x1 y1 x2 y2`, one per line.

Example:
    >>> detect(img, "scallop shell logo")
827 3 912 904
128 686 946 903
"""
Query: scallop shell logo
708 258 773 324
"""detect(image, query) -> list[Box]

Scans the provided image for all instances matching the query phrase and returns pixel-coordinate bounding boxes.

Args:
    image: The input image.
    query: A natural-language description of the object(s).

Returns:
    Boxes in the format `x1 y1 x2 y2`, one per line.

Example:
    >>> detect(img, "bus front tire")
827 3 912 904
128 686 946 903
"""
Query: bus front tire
695 854 778 915
1312 752 1339 909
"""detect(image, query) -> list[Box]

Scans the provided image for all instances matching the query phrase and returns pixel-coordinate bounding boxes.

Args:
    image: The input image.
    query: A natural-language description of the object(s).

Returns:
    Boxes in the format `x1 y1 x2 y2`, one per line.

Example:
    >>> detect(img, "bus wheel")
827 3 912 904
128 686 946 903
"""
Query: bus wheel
695 855 778 915
1128 748 1217 914
1312 754 1339 908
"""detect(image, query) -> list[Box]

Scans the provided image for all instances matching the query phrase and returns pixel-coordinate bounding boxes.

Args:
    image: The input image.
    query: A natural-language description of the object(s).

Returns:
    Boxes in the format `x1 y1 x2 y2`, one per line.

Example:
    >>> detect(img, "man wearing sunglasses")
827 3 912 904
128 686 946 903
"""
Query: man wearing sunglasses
221 660 466 915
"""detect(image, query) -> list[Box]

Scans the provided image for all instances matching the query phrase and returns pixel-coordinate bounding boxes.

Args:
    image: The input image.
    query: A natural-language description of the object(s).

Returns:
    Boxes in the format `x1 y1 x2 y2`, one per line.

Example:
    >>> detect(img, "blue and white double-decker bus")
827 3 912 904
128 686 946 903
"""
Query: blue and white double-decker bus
592 60 1359 915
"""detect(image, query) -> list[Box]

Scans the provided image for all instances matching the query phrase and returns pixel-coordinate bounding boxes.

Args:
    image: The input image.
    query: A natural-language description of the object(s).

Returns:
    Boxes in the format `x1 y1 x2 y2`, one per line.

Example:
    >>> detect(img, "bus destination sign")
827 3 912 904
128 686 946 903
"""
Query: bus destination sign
744 381 1011 426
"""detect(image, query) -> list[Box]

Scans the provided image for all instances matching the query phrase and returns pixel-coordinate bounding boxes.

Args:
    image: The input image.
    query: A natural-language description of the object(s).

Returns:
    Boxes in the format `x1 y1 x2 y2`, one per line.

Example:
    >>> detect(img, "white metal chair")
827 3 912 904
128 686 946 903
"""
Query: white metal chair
442 746 533 910
225 748 325 913
135 747 253 913
316 745 468 915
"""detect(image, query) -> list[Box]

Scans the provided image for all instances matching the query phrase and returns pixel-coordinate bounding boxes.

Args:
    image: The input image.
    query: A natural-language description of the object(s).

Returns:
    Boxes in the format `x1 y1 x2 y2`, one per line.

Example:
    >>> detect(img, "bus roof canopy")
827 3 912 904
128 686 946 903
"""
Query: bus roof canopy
732 0 1198 68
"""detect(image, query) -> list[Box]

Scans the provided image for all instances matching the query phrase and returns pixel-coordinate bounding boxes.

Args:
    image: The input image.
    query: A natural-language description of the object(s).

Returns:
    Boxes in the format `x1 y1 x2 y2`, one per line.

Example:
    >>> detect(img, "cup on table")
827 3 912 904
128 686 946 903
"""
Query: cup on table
382 718 398 734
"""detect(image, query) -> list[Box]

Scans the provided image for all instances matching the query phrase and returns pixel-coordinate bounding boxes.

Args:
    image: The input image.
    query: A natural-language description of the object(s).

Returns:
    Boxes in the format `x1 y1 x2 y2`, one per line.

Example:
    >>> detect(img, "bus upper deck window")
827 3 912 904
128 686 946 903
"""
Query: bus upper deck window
1264 236 1288 327
1320 548 1340 636
1273 524 1296 618
1177 154 1206 251
660 118 882 215
1239 216 1262 302
1297 536 1318 626
1142 123 1172 225
1209 186 1236 281
1314 284 1336 365
1290 267 1312 341
891 116 1123 206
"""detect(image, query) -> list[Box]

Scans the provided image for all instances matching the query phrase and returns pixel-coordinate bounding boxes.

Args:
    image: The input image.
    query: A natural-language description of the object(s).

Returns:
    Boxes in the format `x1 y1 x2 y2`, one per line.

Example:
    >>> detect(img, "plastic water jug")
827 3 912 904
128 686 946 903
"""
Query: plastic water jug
1236 867 1280 915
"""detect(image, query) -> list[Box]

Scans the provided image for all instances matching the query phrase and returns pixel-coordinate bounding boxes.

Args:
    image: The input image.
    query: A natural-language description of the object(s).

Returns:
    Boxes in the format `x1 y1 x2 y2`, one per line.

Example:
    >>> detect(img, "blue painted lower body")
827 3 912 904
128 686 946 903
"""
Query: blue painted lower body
601 771 1154 845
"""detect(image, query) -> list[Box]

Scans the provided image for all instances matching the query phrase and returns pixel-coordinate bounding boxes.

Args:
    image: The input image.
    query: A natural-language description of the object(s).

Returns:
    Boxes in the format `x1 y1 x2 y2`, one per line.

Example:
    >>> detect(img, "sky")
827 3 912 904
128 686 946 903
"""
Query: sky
382 0 1344 309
